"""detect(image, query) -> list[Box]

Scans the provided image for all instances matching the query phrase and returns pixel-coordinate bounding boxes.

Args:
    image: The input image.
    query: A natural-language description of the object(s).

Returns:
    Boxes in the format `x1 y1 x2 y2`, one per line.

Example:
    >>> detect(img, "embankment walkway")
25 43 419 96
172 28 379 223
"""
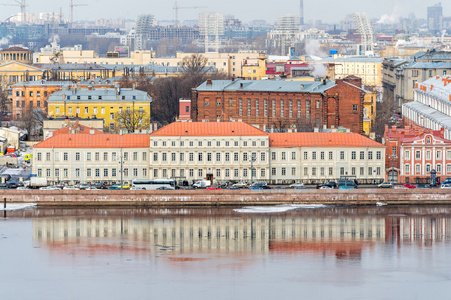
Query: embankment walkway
2 189 451 207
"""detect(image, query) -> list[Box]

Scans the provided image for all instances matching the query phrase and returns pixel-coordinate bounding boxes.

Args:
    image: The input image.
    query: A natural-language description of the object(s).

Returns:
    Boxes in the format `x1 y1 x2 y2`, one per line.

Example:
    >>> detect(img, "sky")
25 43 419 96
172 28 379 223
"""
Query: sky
0 0 450 24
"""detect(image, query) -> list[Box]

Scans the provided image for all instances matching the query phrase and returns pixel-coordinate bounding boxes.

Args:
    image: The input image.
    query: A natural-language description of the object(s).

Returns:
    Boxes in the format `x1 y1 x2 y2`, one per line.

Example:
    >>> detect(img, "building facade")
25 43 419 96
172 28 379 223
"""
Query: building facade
46 87 152 131
193 77 367 134
33 122 385 185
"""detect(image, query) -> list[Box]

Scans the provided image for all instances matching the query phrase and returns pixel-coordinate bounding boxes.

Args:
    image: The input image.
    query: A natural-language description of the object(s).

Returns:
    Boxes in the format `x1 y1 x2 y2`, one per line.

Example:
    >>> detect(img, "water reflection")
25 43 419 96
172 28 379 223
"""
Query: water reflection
24 206 451 261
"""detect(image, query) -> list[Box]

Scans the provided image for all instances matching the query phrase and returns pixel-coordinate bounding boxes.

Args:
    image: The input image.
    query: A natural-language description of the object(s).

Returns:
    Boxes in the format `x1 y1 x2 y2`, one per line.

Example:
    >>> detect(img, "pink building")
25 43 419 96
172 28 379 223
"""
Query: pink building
178 99 192 121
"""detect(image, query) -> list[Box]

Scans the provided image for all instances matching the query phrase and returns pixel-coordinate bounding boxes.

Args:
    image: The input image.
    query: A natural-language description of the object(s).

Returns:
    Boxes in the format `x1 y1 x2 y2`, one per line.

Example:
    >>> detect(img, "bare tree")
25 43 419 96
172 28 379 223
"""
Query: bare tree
113 109 150 133
295 118 316 132
272 118 290 132
18 107 43 140
0 87 8 120
181 53 210 76
373 93 396 142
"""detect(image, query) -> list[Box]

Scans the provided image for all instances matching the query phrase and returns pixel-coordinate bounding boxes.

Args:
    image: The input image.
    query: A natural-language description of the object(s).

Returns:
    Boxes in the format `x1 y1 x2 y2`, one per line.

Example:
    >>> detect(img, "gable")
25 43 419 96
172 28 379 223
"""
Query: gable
0 61 43 72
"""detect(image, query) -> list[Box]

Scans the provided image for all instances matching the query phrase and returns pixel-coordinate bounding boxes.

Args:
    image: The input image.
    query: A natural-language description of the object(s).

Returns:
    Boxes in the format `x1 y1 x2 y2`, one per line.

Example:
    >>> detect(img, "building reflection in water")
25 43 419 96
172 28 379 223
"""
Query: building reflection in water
31 208 451 260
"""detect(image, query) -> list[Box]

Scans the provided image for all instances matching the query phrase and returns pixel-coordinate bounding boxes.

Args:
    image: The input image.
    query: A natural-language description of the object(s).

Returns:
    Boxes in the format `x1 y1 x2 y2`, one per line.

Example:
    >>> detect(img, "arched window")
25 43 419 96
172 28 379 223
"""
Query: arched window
427 136 431 143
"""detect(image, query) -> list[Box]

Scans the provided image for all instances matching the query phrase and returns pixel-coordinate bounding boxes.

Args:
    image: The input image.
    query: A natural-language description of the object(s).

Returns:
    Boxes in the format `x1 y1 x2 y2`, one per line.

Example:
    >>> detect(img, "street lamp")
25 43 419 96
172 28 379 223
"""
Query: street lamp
250 154 256 186
117 150 124 190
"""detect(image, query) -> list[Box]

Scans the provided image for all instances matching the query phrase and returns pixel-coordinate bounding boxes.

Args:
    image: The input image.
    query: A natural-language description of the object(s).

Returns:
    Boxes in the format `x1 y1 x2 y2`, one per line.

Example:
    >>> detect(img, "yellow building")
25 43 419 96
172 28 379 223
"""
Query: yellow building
0 61 43 88
363 90 377 136
324 56 383 88
46 87 152 132
241 53 266 80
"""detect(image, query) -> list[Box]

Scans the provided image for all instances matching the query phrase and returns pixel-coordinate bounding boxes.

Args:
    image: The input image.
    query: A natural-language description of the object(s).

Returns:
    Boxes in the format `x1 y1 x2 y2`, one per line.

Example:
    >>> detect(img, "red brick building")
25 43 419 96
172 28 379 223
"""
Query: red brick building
384 124 451 184
192 76 366 134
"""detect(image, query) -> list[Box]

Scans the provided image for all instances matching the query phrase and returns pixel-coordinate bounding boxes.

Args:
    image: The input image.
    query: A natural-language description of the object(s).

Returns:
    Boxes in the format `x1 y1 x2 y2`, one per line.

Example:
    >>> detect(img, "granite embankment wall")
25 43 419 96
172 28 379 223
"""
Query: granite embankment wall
2 189 451 207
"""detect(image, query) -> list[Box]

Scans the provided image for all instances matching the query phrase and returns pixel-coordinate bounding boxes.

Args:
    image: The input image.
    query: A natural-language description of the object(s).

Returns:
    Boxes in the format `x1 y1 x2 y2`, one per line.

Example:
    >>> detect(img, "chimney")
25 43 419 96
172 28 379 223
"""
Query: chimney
322 79 326 85
206 79 212 86
89 129 94 135
391 125 397 132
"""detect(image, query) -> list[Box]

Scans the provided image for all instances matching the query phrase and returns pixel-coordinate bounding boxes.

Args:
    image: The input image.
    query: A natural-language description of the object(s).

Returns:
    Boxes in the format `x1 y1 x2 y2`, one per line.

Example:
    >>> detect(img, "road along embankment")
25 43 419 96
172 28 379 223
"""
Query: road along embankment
1 189 451 207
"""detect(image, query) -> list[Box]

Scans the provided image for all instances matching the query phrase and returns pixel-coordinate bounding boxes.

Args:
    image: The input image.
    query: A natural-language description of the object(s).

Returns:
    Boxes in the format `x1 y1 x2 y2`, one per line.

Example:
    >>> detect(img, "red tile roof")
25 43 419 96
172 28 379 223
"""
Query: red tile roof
150 122 267 137
52 125 105 136
269 132 384 148
34 134 149 148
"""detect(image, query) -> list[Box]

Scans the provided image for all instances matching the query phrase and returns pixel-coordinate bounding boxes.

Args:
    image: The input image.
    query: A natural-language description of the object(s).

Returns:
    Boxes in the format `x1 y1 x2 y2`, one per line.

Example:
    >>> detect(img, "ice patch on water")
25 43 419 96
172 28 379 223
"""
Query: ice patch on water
0 203 37 211
233 204 327 213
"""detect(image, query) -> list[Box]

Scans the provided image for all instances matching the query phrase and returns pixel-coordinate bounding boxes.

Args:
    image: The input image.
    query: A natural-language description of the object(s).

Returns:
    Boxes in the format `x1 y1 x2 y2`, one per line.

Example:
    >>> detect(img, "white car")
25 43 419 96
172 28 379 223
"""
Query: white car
393 185 408 189
39 186 61 190
319 185 333 189
85 186 99 190
63 186 80 190
232 182 248 188
440 183 451 189
289 183 304 188
16 187 31 190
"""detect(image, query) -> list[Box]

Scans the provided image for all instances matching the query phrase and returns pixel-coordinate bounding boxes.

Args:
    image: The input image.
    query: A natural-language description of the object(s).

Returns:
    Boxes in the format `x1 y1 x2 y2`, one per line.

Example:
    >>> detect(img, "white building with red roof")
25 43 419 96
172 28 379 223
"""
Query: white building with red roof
33 121 386 185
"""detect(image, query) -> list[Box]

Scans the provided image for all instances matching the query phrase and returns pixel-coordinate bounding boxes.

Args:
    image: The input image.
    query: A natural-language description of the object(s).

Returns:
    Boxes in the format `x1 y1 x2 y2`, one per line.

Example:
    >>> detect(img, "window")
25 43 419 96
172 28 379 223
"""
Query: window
207 153 212 161
351 151 356 160
216 169 221 177
153 153 158 161
216 153 221 161
353 105 358 111
377 151 381 160
437 150 442 160
292 167 296 176
162 169 167 177
427 136 431 143
392 146 397 154
180 153 184 161
142 152 147 161
247 99 251 116
272 99 276 117
75 152 80 161
416 151 421 159
133 168 138 177
377 167 381 175
426 150 431 160
171 153 176 162
239 98 242 116
95 152 100 161
95 169 100 177
280 100 284 117
359 167 364 176
46 169 51 177
292 152 296 160
282 167 286 176
304 152 307 160
340 167 345 176
104 169 109 177
261 168 266 177
447 164 451 174
289 99 293 118
55 169 60 178
198 169 203 177
225 169 230 177
63 152 68 161
304 168 308 176
426 164 431 173
281 152 286 160
368 151 373 160
405 164 410 174
264 99 268 117
340 151 345 160
234 169 239 177
143 168 147 177
329 167 333 176
225 153 230 161
368 167 373 176
104 152 109 161
37 169 42 177
306 100 310 118
360 151 364 160
110 113 114 120
56 107 60 114
87 152 91 161
256 99 259 117
312 152 316 160
271 168 276 176
243 152 248 161
311 167 316 176
198 153 203 161
46 153 51 161
297 100 301 118
405 151 410 160
320 152 324 160
329 152 333 160
272 152 276 160
415 164 421 174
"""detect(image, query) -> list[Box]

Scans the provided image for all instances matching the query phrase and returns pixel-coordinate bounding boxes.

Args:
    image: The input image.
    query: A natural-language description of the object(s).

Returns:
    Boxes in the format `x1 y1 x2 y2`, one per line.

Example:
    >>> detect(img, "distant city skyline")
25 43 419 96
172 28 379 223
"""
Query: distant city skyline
0 0 449 24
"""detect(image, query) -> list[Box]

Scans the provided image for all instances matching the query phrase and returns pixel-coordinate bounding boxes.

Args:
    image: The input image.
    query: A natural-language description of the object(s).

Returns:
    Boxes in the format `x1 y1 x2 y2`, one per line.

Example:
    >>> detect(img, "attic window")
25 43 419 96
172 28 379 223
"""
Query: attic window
427 136 431 143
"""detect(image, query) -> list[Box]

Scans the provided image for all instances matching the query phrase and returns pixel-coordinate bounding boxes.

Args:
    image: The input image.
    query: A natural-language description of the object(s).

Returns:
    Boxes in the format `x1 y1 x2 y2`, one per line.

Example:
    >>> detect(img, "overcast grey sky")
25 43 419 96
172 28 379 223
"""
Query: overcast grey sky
1 0 450 23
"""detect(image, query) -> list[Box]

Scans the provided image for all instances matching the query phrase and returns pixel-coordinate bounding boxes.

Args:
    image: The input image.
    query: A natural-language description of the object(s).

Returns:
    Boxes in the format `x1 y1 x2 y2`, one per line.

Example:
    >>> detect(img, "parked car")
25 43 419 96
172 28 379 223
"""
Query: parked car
339 186 355 189
78 184 91 190
440 183 451 189
16 186 31 190
249 182 271 189
157 186 173 190
393 185 408 189
403 183 417 189
39 186 61 190
337 180 358 189
232 182 248 188
93 182 108 189
85 186 99 190
417 184 433 189
6 182 18 189
274 186 287 189
63 186 80 190
227 186 240 190
378 182 393 188
182 186 196 190
109 184 130 190
289 183 304 188
295 186 307 190
316 182 337 189
206 186 221 190
0 183 8 189
319 185 334 189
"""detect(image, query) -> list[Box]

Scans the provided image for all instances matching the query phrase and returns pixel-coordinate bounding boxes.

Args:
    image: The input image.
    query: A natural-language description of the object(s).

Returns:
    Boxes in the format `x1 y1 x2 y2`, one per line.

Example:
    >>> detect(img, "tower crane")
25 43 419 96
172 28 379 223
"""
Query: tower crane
0 0 27 22
70 0 87 30
173 0 206 28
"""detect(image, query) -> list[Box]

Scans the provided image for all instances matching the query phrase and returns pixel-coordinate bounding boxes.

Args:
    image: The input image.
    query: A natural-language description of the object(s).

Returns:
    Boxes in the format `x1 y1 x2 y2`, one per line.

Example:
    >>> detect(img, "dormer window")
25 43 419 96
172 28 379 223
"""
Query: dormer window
427 136 431 144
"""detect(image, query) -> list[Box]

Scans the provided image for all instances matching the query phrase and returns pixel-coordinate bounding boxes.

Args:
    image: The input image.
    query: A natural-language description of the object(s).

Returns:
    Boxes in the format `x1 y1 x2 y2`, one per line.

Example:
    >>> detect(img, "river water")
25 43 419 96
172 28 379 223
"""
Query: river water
1 205 451 299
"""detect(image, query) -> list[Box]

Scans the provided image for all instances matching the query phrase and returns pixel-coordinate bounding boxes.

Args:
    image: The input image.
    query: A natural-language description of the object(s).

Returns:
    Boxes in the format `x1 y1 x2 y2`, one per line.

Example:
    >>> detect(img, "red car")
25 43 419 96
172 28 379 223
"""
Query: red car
403 183 417 189
206 186 221 190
